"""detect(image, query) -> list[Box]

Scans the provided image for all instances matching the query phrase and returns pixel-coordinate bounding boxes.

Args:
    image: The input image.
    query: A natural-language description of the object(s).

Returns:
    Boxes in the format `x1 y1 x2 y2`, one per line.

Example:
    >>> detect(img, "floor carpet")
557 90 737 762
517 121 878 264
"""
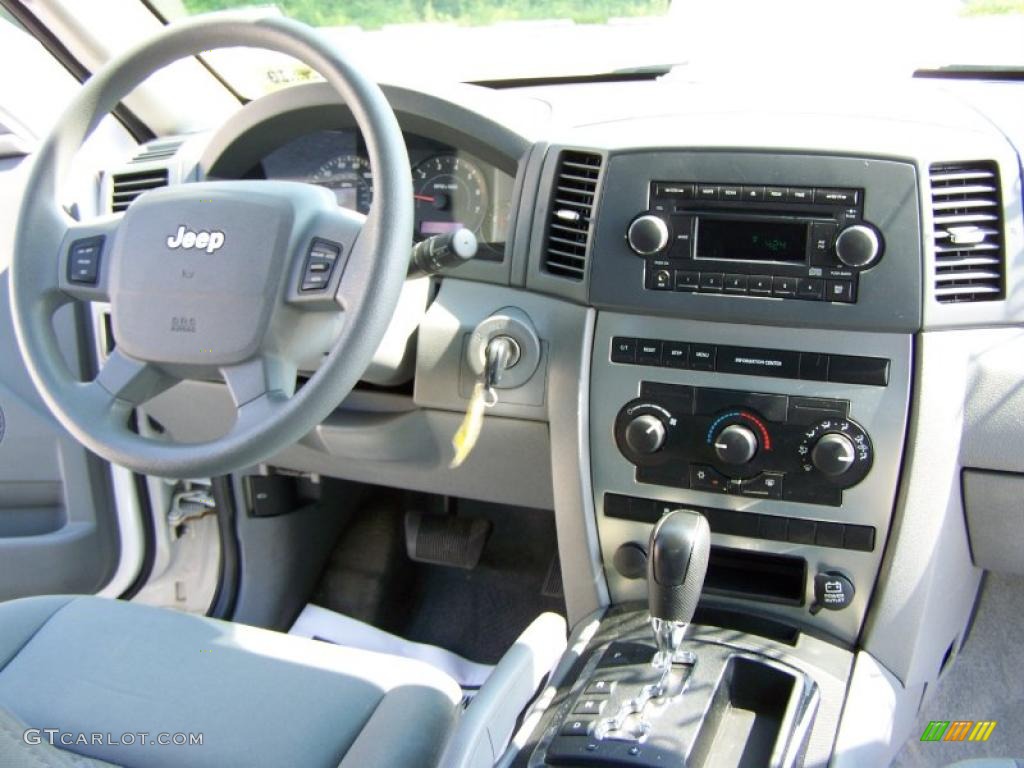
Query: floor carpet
892 571 1024 767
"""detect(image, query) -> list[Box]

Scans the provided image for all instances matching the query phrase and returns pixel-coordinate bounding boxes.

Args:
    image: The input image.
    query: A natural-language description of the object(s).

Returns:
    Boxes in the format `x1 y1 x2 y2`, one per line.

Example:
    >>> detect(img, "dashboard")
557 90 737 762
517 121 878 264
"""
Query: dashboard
108 79 1024 757
254 128 514 259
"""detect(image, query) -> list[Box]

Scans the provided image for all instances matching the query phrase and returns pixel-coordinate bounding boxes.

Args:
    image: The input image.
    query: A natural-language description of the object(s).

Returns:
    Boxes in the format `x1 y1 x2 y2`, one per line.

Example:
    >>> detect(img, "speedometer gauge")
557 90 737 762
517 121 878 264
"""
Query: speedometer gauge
311 154 373 213
412 154 488 240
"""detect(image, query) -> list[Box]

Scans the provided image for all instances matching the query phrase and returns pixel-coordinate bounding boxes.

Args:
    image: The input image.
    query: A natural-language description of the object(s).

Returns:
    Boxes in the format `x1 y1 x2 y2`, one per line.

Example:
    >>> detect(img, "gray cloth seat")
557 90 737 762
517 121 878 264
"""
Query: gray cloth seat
0 595 463 768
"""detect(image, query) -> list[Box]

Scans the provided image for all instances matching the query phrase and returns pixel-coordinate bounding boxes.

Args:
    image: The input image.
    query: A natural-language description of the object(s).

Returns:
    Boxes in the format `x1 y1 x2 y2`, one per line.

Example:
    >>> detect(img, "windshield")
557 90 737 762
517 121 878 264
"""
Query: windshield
152 0 1024 97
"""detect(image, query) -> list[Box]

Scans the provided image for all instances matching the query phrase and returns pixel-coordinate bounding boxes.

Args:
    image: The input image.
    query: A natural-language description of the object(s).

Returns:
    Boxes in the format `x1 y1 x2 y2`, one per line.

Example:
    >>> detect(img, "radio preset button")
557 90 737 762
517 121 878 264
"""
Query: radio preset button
765 187 788 202
772 276 798 296
826 280 855 302
797 278 824 300
674 270 699 291
724 274 749 293
720 185 742 200
697 184 719 200
749 275 773 294
699 272 725 292
788 187 814 203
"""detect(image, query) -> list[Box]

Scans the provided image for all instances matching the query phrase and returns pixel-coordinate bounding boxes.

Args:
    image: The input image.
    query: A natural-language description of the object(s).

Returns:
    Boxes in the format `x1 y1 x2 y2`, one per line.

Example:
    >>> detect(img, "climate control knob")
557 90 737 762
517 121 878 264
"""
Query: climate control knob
811 433 857 477
627 214 670 256
835 224 882 269
624 414 667 455
713 424 759 465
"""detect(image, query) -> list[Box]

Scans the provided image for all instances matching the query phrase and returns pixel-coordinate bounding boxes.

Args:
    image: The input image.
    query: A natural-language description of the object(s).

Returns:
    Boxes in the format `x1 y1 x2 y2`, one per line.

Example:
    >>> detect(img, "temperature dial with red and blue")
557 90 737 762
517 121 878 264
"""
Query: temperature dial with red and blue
705 410 772 470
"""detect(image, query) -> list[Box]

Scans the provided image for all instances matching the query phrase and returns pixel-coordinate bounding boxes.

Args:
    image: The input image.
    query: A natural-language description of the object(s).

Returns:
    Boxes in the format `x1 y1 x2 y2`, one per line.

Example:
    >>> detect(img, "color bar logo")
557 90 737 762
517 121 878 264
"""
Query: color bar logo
920 721 997 742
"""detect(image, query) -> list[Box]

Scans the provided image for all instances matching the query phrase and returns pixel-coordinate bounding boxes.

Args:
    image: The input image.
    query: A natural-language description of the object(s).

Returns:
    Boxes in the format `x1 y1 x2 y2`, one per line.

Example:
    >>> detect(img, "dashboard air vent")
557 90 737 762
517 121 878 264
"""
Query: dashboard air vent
130 139 183 163
543 150 603 280
110 168 168 213
930 162 1004 303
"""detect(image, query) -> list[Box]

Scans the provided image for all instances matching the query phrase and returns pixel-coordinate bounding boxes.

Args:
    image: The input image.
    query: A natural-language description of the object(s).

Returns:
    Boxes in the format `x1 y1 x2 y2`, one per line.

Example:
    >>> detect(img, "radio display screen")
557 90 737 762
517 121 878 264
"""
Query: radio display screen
696 219 807 263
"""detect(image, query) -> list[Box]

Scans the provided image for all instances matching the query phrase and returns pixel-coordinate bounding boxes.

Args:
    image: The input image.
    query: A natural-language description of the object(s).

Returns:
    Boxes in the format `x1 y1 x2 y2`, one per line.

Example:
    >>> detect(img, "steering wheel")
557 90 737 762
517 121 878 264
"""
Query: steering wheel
9 14 412 478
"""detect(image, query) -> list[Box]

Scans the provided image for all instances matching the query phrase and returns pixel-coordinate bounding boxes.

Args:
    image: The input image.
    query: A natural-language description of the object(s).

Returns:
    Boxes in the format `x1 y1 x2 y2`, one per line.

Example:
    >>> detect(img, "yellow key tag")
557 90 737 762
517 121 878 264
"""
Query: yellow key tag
450 382 496 468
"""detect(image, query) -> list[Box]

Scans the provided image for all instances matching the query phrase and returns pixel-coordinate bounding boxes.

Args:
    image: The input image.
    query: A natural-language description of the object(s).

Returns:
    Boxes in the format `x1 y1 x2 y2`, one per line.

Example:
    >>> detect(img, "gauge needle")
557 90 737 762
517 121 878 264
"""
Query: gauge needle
414 194 436 202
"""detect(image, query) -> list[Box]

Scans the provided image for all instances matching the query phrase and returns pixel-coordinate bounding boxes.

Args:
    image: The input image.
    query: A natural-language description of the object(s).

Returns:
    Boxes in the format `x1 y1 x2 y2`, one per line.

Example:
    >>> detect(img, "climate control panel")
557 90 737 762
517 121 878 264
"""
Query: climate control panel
614 383 873 507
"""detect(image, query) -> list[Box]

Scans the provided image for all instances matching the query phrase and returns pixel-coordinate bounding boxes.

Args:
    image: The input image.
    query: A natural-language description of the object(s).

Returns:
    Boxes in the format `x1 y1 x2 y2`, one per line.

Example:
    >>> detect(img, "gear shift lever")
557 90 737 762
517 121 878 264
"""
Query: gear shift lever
647 509 710 668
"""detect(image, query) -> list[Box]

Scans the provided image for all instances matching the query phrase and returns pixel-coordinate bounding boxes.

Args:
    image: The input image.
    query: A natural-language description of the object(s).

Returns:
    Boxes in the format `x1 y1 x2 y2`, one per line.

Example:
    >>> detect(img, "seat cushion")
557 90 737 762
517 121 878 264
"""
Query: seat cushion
0 596 462 768
0 707 119 767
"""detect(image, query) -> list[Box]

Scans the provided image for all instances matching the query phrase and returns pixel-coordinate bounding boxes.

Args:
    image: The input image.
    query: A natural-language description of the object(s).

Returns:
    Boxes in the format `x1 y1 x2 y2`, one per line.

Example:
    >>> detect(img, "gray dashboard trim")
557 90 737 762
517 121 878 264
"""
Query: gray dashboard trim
862 330 984 687
194 81 541 288
413 279 610 623
509 141 548 289
550 304 610 625
198 82 535 178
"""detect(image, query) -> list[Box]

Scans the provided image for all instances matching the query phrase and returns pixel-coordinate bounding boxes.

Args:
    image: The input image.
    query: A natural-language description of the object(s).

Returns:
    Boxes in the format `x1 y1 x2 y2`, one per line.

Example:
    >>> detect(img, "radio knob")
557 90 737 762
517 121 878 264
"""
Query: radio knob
811 433 857 477
835 224 882 269
713 424 758 465
627 215 670 256
624 414 667 455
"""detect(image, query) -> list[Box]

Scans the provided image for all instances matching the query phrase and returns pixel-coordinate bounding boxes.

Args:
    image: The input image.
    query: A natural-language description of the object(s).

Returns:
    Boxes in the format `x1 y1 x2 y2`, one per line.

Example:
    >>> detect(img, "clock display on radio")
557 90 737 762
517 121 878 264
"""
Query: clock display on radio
695 218 807 263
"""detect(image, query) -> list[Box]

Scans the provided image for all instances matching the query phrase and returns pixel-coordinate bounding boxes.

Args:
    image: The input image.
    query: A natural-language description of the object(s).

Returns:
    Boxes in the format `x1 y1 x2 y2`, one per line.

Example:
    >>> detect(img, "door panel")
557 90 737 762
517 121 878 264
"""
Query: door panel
0 104 125 600
0 280 122 600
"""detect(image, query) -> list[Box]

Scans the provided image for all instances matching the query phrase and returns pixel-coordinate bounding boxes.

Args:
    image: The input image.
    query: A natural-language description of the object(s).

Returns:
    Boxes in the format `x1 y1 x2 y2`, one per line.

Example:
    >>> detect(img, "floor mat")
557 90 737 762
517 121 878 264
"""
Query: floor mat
395 500 566 665
290 603 494 689
311 493 566 666
892 572 1024 767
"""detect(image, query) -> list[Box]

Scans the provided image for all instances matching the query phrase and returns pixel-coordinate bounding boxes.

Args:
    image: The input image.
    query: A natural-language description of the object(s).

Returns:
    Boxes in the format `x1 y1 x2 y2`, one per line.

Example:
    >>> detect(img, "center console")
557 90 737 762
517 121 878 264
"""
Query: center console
513 147 920 767
584 150 919 646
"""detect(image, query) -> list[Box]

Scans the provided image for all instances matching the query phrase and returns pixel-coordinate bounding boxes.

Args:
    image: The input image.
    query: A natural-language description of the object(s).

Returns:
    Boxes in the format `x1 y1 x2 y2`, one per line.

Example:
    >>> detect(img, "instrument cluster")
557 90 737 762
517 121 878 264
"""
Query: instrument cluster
257 128 513 259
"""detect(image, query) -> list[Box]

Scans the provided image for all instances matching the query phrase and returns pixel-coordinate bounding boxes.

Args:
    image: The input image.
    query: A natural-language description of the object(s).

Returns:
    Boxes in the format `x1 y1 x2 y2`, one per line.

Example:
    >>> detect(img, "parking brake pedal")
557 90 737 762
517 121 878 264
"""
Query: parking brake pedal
404 511 491 570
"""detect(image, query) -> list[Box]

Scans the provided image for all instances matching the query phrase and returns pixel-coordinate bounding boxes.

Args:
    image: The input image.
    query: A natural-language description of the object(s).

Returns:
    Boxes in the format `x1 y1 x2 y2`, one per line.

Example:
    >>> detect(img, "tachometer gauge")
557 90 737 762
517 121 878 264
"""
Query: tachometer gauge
412 154 488 240
310 154 372 213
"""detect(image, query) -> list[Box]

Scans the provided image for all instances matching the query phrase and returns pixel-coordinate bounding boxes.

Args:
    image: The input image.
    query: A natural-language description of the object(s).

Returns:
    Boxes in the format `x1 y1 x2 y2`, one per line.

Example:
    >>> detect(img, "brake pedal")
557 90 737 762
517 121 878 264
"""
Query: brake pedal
404 511 491 570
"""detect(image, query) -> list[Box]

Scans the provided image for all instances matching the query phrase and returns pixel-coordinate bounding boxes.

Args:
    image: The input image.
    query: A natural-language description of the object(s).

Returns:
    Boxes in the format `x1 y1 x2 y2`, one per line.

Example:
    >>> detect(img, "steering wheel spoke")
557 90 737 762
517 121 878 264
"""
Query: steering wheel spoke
93 348 176 406
221 355 298 412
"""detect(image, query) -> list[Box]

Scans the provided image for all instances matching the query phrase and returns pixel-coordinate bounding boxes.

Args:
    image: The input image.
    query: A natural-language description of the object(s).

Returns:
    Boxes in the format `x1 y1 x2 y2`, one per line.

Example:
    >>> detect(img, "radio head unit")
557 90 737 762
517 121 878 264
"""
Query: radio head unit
629 181 884 304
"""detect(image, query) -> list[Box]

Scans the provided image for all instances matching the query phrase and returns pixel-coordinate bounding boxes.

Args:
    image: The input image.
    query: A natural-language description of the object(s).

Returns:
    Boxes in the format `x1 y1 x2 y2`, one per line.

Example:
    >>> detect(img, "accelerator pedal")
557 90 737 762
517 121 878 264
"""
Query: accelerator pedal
404 511 492 570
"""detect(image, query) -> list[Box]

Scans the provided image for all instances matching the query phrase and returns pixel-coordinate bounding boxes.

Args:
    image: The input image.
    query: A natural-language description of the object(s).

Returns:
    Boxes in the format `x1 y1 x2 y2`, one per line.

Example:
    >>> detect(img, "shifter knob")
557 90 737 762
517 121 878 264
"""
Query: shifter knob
647 509 711 625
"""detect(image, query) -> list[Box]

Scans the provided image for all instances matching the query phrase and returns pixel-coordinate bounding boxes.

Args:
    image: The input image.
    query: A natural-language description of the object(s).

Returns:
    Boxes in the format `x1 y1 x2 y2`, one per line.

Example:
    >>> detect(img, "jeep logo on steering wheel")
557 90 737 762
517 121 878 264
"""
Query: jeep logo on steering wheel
166 225 225 254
